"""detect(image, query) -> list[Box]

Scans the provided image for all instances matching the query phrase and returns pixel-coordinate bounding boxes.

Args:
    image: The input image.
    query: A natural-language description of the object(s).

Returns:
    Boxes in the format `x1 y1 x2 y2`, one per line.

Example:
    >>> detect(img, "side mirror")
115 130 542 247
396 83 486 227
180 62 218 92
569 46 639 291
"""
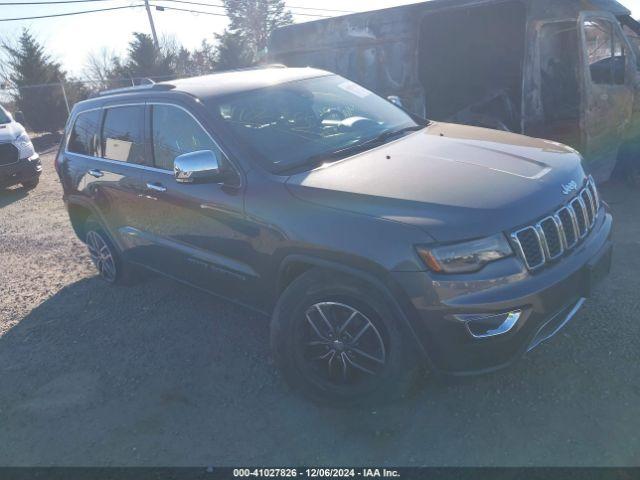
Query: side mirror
174 150 222 184
14 111 26 124
387 95 404 108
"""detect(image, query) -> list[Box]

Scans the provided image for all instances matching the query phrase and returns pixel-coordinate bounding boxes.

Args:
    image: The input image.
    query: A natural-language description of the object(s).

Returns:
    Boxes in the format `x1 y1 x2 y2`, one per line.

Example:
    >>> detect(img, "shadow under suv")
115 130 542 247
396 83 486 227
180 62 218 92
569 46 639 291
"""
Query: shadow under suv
56 67 613 404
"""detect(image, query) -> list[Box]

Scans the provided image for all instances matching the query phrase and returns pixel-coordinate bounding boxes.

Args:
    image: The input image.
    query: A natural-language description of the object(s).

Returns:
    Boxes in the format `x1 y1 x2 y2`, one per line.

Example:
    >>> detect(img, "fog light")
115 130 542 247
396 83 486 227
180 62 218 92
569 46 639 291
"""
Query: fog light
455 311 522 338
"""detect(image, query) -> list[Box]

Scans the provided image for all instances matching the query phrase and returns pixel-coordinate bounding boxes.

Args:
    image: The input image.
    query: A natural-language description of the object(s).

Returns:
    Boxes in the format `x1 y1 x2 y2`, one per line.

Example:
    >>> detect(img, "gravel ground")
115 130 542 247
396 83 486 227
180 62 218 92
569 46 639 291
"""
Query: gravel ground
0 148 639 467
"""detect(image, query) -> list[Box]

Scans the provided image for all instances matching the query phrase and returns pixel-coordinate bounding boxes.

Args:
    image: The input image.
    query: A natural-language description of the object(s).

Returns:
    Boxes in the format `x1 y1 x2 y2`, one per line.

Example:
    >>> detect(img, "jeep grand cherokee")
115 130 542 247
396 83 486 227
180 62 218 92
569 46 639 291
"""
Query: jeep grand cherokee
55 67 613 404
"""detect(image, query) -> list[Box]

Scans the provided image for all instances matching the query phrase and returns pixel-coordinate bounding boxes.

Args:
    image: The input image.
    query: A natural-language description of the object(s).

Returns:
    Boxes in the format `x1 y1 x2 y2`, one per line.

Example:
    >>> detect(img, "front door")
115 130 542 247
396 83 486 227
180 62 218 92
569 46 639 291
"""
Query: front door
131 102 257 304
579 12 634 181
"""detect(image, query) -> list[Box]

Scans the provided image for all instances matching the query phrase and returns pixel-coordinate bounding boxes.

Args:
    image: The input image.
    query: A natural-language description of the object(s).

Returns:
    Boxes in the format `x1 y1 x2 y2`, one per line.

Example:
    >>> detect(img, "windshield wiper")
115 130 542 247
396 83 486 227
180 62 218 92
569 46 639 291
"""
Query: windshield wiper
372 124 425 143
277 124 426 175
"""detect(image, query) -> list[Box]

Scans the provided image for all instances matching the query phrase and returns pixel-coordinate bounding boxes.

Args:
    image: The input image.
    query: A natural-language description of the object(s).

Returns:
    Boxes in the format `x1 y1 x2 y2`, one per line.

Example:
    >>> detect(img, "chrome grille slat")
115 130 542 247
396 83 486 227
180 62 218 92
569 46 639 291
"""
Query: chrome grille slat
582 188 596 227
511 180 600 271
511 226 545 270
537 216 563 260
571 197 588 238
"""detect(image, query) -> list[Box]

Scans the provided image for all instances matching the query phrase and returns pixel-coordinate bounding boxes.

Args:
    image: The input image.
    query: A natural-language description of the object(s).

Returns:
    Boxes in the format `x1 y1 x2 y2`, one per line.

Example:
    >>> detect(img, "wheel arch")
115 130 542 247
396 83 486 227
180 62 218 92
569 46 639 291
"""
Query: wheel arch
276 254 432 366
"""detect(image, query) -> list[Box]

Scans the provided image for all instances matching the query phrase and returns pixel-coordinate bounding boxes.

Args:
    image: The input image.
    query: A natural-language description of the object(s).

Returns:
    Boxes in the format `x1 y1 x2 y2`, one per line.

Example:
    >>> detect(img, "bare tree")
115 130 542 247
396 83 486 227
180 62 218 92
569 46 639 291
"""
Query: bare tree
84 47 119 91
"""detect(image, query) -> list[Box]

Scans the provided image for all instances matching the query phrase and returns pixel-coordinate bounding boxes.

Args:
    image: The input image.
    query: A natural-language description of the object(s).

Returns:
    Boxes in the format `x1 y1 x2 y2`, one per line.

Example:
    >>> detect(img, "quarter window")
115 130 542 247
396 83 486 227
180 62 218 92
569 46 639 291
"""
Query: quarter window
101 106 146 163
151 104 222 171
68 110 102 156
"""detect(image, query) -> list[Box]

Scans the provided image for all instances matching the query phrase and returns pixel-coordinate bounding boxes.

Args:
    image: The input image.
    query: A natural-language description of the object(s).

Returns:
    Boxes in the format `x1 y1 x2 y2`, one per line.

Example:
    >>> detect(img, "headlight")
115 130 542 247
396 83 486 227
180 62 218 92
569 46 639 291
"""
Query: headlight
13 132 36 159
416 233 513 274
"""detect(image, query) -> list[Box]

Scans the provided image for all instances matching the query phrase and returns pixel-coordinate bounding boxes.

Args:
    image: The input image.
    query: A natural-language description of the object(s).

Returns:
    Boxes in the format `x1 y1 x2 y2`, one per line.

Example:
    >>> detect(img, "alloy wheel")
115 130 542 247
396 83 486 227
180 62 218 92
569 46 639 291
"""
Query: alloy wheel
86 230 117 283
299 302 387 386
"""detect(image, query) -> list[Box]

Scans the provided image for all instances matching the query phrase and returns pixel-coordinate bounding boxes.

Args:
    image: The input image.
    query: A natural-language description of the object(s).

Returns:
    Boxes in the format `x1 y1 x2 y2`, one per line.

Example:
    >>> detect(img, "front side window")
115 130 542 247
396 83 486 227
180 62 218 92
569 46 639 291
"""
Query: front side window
101 106 146 163
209 75 421 173
68 110 102 157
584 19 626 85
151 104 222 171
0 107 11 125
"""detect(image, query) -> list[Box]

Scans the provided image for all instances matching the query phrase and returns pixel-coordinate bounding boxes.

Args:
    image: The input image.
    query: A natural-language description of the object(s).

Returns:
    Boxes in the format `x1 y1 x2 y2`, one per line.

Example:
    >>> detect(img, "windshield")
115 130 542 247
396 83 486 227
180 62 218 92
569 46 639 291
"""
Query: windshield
209 75 421 173
0 107 11 125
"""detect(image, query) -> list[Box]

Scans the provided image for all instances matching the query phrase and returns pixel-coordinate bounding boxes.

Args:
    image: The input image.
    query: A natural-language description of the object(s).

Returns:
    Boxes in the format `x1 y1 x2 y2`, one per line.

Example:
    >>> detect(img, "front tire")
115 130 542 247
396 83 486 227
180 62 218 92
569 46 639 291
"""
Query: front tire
270 268 421 405
21 178 39 190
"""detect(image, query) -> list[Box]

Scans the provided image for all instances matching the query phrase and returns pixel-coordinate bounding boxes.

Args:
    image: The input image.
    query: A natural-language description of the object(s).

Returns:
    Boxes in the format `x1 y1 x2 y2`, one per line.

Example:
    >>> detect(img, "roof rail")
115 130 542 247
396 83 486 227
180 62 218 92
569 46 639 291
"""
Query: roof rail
214 63 288 74
98 82 175 97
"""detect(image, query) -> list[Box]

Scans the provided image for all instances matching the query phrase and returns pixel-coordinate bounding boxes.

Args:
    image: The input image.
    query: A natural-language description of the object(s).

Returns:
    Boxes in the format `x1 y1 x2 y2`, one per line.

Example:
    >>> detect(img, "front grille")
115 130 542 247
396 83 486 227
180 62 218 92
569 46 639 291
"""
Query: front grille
511 176 600 271
0 143 19 166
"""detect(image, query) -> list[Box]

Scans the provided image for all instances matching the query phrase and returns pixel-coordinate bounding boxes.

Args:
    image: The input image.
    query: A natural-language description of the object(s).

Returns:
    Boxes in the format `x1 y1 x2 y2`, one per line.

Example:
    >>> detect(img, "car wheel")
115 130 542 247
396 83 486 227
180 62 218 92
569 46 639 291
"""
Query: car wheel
84 216 138 285
21 178 39 190
271 268 421 406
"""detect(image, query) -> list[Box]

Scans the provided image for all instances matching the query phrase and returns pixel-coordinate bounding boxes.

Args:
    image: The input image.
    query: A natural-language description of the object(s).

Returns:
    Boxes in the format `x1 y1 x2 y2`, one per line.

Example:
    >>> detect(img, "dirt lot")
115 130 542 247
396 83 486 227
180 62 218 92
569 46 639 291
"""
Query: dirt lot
0 148 639 467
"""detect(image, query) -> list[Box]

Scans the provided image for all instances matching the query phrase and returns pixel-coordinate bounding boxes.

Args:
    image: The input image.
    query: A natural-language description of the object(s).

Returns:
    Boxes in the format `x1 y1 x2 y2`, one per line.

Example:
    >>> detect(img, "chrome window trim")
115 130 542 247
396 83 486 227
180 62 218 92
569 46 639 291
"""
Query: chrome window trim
64 100 243 186
511 226 546 271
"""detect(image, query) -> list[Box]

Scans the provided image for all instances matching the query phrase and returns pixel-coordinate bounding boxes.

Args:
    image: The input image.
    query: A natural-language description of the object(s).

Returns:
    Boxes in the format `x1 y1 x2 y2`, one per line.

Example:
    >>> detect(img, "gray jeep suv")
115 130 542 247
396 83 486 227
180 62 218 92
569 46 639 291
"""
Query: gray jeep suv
56 67 613 404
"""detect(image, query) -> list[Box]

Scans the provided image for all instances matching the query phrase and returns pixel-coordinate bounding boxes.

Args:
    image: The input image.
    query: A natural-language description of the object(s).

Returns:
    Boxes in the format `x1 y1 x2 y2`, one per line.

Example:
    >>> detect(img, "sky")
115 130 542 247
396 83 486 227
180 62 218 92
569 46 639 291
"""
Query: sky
0 0 638 76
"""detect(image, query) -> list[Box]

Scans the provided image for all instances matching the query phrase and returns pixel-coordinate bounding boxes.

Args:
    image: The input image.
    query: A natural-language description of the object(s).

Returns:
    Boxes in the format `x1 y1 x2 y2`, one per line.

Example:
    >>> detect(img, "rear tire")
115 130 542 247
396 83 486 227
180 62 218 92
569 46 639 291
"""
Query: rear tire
83 216 140 285
270 268 422 406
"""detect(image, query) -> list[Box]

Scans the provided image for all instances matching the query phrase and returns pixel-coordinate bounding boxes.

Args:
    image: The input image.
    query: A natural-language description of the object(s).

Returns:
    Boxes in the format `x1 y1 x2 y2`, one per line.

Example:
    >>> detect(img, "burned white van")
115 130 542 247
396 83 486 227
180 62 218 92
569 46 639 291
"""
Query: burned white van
269 0 640 183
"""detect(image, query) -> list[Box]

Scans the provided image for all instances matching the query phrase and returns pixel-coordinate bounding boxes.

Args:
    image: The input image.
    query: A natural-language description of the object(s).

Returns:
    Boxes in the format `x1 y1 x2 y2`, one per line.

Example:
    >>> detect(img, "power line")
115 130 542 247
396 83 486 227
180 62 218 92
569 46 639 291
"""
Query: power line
0 0 354 13
152 1 332 17
150 4 227 16
0 3 144 21
0 0 355 15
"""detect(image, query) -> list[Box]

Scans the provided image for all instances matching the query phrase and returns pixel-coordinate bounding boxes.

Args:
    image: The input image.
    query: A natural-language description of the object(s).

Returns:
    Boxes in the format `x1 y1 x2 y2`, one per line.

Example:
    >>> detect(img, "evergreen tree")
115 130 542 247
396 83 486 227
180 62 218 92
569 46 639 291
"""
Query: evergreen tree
221 0 293 63
1 29 69 132
214 29 254 71
118 32 176 81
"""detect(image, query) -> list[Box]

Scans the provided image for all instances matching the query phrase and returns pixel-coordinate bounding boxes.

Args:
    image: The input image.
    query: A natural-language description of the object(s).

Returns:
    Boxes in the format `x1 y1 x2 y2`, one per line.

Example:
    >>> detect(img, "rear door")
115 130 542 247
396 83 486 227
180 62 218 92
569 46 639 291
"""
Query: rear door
579 12 634 180
64 105 147 254
130 102 254 304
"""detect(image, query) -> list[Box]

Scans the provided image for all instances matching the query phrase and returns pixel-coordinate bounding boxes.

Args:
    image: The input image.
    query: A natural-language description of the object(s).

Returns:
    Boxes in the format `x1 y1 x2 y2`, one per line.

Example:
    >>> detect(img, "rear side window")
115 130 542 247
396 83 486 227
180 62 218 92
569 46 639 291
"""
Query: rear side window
68 110 102 156
151 104 222 171
101 106 146 164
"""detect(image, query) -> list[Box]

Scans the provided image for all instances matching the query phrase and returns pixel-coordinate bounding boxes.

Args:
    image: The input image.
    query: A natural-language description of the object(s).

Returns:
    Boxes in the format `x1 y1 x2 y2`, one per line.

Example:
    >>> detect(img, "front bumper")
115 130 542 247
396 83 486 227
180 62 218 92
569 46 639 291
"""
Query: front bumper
393 207 613 375
0 154 41 188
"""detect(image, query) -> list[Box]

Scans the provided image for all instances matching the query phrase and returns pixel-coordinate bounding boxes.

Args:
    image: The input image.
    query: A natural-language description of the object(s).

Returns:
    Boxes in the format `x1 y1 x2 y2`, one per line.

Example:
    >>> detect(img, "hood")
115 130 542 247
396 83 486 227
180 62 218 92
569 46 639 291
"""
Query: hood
286 122 587 242
0 121 25 143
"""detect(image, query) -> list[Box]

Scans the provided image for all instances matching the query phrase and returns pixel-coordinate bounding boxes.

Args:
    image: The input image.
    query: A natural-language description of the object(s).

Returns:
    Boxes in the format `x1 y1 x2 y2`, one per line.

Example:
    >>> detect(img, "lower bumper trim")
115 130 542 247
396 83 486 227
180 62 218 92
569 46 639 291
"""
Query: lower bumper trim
527 297 586 352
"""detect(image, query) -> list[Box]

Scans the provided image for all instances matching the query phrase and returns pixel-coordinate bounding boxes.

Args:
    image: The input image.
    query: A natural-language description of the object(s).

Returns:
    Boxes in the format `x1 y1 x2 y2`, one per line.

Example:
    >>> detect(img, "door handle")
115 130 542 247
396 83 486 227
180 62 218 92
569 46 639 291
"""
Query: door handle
88 169 103 178
146 182 167 192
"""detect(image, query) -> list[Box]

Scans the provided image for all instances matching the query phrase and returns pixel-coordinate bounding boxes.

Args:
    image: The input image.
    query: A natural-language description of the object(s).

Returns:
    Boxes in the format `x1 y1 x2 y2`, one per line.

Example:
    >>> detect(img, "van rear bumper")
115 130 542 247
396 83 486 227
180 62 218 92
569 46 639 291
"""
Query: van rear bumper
392 211 613 375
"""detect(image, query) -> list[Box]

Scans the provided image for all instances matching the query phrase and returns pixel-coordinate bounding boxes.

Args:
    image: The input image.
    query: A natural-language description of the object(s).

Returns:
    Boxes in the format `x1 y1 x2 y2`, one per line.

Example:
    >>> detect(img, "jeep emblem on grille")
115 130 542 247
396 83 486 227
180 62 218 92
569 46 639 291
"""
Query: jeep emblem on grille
561 181 578 195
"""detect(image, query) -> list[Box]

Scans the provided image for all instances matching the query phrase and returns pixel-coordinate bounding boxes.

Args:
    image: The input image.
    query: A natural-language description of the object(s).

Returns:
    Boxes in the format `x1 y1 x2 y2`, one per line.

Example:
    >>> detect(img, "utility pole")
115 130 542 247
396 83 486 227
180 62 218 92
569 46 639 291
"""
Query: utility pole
59 79 70 115
144 0 159 49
